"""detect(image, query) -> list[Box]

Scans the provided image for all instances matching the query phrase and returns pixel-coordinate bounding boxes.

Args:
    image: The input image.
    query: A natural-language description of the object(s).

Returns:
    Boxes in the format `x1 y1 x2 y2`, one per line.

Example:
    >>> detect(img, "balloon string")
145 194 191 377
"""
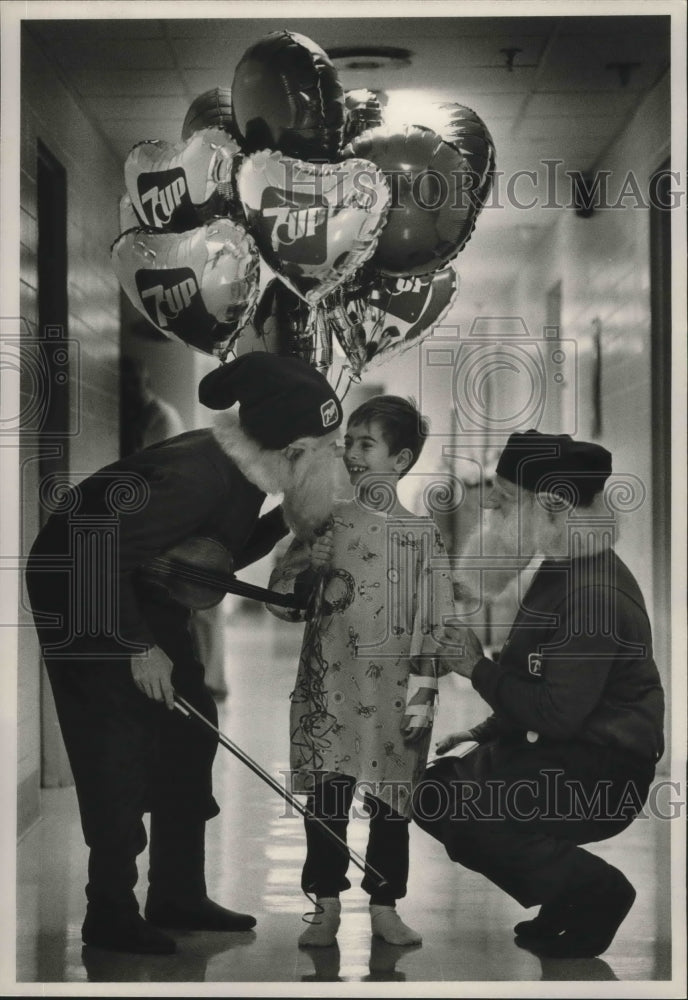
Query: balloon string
333 366 347 394
301 891 325 926
339 373 358 402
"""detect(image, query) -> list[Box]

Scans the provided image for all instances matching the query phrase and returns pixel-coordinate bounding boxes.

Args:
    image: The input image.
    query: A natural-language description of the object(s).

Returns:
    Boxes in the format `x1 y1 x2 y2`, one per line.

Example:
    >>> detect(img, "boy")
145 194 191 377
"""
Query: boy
268 396 455 948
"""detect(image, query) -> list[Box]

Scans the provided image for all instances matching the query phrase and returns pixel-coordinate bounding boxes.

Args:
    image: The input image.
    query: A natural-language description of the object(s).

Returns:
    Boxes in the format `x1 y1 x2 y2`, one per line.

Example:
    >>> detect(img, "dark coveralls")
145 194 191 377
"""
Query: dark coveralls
412 549 665 910
26 429 287 919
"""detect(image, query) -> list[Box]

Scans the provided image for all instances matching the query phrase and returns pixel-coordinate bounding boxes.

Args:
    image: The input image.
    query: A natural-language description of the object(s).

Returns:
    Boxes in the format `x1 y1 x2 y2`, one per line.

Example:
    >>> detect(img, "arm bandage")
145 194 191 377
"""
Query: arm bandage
407 675 438 699
404 703 435 727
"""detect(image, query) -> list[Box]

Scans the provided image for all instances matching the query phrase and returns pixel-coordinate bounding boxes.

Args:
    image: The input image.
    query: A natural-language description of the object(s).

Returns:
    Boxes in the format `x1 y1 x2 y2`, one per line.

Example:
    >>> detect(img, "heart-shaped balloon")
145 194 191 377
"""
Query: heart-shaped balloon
435 103 496 209
328 265 458 376
111 218 260 357
237 149 390 306
343 124 478 277
125 128 240 232
182 87 236 142
119 193 139 233
342 89 384 145
232 31 345 161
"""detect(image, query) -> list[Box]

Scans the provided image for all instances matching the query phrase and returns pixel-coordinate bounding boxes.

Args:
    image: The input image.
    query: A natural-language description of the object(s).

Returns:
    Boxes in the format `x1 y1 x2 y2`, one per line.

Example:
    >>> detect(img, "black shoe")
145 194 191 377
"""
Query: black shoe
82 910 176 954
145 895 257 931
516 871 636 959
514 899 574 940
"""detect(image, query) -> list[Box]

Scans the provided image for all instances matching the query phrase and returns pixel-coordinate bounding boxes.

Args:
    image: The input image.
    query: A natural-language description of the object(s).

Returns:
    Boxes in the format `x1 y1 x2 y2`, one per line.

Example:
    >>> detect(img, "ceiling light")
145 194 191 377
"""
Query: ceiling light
327 46 413 71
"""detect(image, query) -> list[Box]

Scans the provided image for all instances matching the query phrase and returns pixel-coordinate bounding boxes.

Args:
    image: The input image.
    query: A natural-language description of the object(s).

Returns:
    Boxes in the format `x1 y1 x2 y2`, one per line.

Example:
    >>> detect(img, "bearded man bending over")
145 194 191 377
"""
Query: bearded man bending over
26 353 343 955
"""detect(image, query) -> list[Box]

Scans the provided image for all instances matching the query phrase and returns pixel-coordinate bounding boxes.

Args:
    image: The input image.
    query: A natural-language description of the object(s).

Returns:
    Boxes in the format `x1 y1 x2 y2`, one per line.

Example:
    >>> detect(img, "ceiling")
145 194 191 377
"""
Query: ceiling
24 12 670 298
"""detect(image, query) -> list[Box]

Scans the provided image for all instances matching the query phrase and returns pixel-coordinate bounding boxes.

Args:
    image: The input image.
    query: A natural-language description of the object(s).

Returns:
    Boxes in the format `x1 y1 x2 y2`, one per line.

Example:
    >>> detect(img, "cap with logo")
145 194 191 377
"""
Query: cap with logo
496 430 612 507
198 353 343 449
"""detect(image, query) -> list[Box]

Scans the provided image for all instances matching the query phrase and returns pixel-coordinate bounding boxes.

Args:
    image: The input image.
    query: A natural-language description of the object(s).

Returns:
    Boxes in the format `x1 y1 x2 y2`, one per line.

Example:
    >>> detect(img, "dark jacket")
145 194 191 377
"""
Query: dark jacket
469 549 665 764
26 429 288 658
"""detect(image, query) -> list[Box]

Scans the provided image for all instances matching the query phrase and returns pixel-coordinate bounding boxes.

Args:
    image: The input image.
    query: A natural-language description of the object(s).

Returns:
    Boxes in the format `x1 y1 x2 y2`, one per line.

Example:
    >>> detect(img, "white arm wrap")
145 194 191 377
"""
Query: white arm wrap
405 703 435 725
407 675 438 698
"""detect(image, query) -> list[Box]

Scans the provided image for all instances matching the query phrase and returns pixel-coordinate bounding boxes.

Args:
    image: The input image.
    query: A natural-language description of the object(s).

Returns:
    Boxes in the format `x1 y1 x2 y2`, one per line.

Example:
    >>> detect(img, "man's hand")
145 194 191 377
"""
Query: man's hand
310 528 334 571
436 625 484 679
435 730 474 754
131 645 175 710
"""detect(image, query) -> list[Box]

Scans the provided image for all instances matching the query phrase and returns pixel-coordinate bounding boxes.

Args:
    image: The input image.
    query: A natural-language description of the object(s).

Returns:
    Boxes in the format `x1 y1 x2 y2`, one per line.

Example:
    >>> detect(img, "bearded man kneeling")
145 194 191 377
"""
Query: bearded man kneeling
413 431 664 960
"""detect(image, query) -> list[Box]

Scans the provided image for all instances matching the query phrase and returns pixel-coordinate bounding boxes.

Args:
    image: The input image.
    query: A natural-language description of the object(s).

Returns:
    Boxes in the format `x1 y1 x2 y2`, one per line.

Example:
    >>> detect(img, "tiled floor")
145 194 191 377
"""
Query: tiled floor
16 614 677 989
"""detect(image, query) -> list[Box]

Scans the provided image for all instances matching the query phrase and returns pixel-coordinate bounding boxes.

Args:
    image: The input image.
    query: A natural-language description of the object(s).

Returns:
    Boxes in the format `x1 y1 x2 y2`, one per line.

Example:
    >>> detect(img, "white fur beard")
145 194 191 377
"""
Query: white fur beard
281 453 338 542
211 410 287 495
211 410 337 542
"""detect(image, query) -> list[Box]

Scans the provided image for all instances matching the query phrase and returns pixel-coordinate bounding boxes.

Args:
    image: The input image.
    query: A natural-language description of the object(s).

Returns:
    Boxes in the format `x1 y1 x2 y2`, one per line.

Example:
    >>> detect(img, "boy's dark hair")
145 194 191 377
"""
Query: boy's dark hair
347 395 429 477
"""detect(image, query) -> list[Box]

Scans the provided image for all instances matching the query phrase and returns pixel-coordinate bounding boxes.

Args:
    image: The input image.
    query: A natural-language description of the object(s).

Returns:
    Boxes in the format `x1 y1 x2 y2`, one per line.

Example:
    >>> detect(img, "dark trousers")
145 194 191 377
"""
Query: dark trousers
302 775 410 905
45 651 219 916
412 739 654 909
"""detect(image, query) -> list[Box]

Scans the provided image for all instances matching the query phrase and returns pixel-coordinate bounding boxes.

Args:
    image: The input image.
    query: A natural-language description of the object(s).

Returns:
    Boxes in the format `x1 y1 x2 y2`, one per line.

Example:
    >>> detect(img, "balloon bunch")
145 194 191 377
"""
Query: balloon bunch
110 29 495 377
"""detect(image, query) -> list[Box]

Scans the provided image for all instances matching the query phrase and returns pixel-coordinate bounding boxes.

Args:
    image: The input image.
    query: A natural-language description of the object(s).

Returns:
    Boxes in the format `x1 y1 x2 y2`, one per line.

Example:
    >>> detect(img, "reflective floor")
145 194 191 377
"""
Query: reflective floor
17 613 675 988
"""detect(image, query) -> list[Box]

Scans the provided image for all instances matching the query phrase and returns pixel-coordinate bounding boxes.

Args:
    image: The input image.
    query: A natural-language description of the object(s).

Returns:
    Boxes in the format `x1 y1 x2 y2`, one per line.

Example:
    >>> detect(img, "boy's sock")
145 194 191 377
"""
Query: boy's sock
369 904 422 946
298 896 341 947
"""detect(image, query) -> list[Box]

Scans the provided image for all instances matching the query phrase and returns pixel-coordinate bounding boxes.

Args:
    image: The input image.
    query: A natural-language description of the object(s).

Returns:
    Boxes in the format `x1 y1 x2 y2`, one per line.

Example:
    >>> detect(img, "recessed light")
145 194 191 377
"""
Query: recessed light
327 46 413 71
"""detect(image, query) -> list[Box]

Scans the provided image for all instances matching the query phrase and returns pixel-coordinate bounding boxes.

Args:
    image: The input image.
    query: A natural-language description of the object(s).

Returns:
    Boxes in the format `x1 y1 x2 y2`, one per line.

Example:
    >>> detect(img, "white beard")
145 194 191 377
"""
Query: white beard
212 410 337 542
281 443 339 542
211 410 289 494
454 512 538 602
454 492 616 603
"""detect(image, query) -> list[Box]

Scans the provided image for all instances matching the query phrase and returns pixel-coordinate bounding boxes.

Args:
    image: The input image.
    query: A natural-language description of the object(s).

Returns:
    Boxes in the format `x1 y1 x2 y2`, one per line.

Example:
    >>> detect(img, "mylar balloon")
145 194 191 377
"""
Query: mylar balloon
119 193 139 233
182 87 236 141
125 128 240 232
231 31 345 161
328 266 458 375
436 103 496 208
237 148 390 305
343 89 384 145
343 124 477 277
233 277 311 360
111 218 260 357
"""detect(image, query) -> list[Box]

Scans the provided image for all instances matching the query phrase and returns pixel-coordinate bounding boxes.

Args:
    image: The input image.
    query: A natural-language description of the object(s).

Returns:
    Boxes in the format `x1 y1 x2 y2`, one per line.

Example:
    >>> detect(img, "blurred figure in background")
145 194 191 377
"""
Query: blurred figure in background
120 355 185 454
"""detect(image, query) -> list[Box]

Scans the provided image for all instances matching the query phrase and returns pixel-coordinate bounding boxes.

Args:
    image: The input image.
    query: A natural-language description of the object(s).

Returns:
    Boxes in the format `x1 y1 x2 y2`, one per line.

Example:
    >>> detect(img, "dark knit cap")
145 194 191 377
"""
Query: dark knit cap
198 353 343 449
495 430 612 507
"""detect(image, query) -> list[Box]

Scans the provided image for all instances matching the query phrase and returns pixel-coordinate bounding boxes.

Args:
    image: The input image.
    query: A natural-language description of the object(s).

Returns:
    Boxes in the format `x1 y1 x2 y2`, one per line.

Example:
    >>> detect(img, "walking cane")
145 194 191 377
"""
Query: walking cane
173 694 389 891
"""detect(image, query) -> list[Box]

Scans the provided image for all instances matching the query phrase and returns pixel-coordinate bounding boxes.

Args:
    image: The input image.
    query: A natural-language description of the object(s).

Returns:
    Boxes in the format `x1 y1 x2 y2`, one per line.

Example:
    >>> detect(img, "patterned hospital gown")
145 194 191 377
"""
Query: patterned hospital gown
268 499 456 818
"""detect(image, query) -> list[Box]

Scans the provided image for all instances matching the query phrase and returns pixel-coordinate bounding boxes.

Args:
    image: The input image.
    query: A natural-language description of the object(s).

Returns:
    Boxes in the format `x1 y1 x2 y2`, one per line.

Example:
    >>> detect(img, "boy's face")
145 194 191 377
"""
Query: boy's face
343 419 408 485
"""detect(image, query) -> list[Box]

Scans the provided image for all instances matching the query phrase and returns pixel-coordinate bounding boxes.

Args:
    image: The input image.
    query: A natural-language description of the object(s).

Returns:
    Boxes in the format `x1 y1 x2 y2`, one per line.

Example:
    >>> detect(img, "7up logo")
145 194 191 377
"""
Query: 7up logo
137 168 191 228
260 188 328 265
135 267 201 332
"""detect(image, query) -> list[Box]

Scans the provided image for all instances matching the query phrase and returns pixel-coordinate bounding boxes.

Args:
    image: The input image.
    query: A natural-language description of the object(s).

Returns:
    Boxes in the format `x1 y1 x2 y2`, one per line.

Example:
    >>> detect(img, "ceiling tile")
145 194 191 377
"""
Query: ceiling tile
82 97 190 122
518 115 621 139
102 119 181 151
525 91 638 117
535 36 668 93
28 19 166 41
68 69 188 98
47 38 176 72
163 16 558 42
